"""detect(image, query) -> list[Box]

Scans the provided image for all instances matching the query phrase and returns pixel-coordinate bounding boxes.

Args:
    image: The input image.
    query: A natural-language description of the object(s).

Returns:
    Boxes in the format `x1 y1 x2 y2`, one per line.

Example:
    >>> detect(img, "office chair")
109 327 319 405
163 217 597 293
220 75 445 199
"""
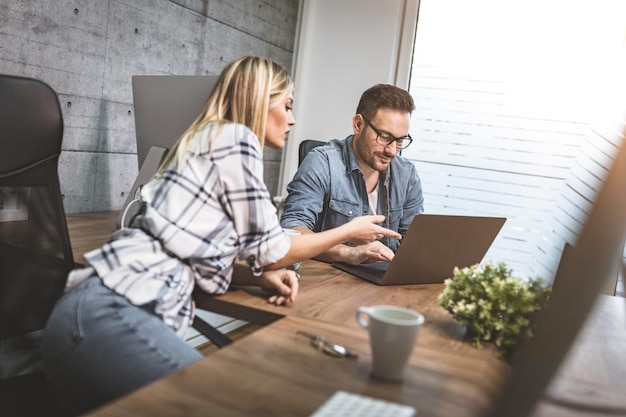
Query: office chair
272 140 326 217
298 139 325 166
0 74 72 416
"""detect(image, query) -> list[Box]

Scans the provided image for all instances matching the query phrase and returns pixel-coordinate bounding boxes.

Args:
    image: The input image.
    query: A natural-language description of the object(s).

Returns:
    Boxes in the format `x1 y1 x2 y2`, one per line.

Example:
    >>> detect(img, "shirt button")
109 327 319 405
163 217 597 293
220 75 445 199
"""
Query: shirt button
348 210 352 215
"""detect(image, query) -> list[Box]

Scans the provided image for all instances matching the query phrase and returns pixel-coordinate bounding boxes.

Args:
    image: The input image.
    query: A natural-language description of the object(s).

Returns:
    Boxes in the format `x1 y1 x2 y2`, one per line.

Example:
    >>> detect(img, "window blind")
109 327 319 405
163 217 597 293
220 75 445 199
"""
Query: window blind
405 0 626 288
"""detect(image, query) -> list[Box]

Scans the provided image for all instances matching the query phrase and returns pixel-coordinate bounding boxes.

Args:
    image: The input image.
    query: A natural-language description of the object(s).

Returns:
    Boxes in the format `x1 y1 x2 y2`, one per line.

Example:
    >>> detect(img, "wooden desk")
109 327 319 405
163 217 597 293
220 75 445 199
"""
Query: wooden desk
85 313 507 417
67 211 626 417
81 295 626 417
65 210 118 263
67 211 505 416
195 260 488 355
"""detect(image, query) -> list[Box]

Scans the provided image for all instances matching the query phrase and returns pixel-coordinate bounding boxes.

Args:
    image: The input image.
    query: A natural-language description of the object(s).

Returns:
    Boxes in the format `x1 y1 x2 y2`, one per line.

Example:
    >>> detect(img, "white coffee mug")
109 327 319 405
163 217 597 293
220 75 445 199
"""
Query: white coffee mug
356 305 425 382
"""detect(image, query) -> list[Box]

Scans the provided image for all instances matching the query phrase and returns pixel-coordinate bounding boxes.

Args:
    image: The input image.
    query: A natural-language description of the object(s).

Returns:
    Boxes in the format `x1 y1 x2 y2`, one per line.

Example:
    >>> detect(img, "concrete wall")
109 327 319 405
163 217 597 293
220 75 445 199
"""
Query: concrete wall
0 0 299 213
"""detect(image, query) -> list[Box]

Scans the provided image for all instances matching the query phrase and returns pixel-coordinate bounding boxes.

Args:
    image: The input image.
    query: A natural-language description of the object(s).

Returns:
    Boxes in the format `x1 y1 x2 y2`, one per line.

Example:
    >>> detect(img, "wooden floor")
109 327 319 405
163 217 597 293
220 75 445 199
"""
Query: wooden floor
196 322 264 356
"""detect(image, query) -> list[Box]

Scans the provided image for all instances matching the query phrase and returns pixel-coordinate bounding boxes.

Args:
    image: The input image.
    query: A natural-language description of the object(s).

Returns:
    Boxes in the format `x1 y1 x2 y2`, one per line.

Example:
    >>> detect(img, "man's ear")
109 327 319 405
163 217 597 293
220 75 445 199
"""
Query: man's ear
353 114 364 134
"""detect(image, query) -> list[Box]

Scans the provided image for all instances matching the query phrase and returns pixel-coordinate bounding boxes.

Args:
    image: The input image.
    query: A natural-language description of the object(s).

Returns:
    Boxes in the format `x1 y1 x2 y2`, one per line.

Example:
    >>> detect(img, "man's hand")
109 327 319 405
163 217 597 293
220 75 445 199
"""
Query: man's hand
257 269 299 306
344 241 395 265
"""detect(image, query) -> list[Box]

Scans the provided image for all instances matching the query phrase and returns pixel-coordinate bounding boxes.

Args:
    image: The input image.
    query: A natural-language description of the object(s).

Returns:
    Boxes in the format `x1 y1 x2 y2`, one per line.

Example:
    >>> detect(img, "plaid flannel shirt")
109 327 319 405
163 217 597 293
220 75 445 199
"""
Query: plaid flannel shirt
67 123 290 337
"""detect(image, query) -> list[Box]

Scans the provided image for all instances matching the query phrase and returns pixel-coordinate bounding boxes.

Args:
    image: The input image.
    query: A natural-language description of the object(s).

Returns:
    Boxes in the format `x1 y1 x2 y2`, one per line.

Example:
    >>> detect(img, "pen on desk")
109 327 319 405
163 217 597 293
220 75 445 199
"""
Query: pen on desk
296 330 358 359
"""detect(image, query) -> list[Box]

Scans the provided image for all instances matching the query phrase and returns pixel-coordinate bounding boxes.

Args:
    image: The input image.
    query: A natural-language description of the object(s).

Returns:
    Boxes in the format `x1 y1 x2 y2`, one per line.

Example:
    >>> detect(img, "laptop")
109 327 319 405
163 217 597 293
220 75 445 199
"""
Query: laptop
118 75 219 228
332 214 506 285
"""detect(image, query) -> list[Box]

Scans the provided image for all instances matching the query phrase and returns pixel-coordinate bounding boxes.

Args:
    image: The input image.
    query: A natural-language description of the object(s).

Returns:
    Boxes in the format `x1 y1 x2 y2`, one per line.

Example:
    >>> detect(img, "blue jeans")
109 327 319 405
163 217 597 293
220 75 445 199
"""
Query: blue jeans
42 275 202 416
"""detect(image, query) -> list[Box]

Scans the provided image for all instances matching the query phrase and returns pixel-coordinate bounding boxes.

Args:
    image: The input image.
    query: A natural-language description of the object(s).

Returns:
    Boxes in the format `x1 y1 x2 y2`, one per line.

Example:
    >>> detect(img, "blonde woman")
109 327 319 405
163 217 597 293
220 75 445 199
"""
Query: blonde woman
43 56 400 415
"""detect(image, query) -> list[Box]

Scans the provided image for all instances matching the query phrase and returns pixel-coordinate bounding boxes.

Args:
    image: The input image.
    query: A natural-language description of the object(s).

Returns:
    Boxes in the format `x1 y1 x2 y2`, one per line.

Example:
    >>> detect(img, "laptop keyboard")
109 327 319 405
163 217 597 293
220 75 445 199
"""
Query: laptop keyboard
332 262 389 284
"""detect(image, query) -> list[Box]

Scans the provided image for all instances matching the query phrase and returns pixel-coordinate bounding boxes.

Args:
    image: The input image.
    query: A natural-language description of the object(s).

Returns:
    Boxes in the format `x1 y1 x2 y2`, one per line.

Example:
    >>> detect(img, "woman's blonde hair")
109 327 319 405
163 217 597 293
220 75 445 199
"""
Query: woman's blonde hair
158 56 293 173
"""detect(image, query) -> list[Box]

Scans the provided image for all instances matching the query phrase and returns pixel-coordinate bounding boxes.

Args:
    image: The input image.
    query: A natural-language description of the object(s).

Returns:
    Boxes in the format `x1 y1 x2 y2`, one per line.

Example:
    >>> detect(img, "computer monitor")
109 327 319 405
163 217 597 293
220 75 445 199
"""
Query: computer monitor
119 75 220 228
132 75 219 169
485 122 626 416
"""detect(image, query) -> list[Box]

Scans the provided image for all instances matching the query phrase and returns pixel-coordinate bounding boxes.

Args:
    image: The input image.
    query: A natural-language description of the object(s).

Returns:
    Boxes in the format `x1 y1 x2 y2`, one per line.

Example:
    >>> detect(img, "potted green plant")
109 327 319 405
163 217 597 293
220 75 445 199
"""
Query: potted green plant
438 261 552 359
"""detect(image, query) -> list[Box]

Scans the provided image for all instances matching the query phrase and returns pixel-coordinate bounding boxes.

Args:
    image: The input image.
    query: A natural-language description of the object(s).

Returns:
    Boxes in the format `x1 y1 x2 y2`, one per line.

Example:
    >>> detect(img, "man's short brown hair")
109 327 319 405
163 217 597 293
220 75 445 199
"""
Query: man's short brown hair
355 84 415 119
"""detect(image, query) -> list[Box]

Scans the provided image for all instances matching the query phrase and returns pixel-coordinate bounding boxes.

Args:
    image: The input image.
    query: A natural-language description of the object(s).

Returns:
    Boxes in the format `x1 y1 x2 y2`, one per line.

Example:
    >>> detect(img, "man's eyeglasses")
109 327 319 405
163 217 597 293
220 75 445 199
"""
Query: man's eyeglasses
361 115 413 150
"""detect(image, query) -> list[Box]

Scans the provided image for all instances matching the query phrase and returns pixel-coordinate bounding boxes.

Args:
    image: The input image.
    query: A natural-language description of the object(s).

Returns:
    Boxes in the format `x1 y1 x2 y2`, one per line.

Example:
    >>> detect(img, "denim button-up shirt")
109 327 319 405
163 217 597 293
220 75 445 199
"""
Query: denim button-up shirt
280 135 424 252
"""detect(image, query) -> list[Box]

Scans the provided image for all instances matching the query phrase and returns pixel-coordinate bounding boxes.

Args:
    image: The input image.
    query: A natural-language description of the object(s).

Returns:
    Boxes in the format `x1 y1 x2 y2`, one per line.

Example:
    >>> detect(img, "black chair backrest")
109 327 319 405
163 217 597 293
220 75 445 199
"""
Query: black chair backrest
298 139 325 167
0 74 73 342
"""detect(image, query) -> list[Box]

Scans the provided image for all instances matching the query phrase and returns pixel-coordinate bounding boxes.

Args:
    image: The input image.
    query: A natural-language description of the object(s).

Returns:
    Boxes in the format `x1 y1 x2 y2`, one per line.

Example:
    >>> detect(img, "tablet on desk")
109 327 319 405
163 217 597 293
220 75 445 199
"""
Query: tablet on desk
333 214 506 285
